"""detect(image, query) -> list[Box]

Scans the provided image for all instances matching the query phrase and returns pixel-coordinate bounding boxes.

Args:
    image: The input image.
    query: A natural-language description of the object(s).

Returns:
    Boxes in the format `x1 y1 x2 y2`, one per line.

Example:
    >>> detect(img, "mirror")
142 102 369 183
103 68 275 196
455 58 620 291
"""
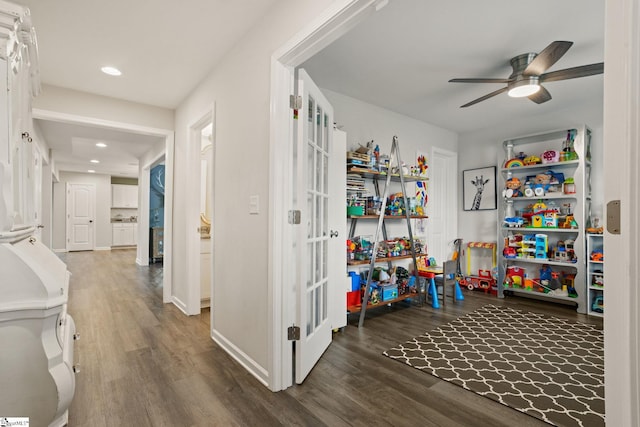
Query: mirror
200 123 213 237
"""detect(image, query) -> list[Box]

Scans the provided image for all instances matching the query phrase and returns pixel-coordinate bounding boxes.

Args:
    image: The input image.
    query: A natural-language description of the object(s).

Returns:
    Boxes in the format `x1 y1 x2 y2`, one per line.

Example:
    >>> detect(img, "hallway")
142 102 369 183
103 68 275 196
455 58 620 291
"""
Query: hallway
61 249 598 426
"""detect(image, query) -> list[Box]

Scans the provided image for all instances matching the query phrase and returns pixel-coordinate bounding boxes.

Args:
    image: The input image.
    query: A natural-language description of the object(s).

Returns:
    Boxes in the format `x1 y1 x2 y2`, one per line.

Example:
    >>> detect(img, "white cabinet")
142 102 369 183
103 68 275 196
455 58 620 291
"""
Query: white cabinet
111 184 138 208
498 126 592 314
587 233 604 316
0 2 41 234
112 223 136 246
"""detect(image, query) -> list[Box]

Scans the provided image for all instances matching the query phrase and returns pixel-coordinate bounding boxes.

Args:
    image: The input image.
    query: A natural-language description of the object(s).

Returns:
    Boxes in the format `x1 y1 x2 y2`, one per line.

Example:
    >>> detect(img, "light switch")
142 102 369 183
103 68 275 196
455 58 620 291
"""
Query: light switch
249 195 259 214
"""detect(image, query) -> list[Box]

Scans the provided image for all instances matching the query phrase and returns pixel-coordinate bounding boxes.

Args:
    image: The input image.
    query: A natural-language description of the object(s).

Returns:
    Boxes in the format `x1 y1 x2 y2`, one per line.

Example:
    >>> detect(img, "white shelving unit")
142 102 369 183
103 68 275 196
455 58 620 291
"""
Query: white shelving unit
497 126 592 314
587 233 604 316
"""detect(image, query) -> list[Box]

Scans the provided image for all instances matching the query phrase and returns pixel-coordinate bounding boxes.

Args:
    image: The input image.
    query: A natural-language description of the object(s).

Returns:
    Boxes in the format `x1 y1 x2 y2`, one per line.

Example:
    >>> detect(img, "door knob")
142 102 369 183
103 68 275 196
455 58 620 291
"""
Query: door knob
89 220 93 223
330 230 339 238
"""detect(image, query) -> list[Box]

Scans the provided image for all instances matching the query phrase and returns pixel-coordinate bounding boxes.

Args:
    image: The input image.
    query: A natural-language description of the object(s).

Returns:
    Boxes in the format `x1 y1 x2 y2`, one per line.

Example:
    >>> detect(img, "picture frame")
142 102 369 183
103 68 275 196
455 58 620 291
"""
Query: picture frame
463 166 497 211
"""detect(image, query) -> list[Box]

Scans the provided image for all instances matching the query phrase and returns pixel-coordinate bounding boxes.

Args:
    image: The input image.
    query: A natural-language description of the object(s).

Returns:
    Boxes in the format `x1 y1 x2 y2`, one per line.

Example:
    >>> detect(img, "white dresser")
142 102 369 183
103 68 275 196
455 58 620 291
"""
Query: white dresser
0 231 77 426
0 2 77 425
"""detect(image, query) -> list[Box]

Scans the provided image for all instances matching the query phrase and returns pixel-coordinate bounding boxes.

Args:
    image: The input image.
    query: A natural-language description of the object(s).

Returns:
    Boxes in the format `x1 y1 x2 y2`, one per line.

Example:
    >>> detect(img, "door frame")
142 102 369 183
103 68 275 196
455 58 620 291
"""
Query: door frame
185 106 215 316
603 0 640 424
33 108 175 305
268 0 384 391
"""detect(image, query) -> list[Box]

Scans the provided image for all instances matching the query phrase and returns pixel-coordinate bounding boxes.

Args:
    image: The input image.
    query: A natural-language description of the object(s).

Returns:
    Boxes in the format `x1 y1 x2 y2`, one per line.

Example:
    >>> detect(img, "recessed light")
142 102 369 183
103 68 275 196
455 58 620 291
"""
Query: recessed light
96 142 107 148
90 159 100 164
101 66 122 76
88 169 95 173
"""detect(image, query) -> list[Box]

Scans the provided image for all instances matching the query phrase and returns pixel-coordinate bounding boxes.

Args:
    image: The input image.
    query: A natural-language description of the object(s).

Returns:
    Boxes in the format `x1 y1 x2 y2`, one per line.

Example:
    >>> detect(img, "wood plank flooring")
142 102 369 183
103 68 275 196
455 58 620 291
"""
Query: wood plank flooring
61 249 602 426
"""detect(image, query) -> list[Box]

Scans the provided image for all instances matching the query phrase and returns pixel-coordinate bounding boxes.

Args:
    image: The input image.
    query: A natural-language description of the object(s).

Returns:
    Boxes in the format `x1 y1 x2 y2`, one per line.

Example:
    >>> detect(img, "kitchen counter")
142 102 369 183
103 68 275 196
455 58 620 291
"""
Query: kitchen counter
111 218 137 223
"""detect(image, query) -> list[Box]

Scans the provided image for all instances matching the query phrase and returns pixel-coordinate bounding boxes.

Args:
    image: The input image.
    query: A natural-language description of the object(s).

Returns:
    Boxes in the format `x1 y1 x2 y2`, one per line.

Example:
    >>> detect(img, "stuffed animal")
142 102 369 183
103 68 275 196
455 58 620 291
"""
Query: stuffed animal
503 177 523 198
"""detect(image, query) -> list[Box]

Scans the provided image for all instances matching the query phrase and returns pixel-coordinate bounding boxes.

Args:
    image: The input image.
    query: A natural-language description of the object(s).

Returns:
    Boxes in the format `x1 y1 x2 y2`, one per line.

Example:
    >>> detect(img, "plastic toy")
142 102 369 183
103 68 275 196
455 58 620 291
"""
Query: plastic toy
503 217 524 227
592 295 604 313
504 158 524 168
591 249 604 262
523 155 541 165
462 242 497 294
460 270 496 292
542 150 560 163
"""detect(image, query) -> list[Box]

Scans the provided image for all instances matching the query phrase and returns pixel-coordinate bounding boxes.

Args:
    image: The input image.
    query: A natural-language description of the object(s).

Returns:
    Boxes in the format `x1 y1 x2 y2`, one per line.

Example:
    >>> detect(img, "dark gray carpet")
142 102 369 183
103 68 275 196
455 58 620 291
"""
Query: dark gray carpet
383 305 604 426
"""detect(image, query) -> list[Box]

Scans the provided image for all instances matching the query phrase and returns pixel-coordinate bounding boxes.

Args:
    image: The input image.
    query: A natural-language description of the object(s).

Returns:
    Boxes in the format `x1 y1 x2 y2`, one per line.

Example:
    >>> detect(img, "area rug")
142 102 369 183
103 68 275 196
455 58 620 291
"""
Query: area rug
383 305 604 426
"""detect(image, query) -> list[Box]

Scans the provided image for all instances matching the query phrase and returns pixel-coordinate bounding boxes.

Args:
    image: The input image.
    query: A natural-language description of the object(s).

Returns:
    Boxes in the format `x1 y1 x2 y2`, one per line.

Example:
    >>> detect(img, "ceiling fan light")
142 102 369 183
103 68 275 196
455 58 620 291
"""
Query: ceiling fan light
508 77 541 98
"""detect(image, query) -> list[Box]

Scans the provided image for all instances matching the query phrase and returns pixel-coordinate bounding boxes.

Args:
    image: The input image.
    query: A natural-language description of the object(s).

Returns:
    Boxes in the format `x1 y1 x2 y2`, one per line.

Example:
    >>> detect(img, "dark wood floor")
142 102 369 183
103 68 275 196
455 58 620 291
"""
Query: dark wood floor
60 249 602 426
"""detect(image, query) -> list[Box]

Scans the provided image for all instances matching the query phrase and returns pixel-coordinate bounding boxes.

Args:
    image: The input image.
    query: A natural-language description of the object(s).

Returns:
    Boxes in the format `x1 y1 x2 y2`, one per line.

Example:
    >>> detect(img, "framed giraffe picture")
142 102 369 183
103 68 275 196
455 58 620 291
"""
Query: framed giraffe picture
463 166 497 211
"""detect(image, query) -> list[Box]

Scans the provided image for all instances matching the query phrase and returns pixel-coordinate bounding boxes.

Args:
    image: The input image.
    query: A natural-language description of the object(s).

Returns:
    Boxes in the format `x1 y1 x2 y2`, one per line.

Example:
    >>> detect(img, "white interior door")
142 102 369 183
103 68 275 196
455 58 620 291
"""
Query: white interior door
295 69 336 383
66 183 95 251
428 148 458 263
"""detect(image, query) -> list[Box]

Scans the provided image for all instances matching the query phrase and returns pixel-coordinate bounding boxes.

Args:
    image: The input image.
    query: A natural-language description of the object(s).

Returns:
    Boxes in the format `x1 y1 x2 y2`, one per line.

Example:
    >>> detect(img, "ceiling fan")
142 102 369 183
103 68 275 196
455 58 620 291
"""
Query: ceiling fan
449 41 604 108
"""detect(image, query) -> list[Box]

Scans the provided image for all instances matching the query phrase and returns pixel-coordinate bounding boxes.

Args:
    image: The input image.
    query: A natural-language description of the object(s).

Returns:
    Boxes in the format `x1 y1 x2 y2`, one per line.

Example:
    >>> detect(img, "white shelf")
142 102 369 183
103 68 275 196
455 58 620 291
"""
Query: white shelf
497 126 592 314
503 193 578 201
502 227 580 233
503 257 579 268
500 159 580 173
506 287 580 303
587 233 604 316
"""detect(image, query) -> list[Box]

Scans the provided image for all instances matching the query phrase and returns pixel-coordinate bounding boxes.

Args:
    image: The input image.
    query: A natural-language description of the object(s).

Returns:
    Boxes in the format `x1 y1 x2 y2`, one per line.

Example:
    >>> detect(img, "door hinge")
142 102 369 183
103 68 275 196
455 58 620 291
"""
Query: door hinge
289 95 302 110
288 325 300 341
288 210 301 224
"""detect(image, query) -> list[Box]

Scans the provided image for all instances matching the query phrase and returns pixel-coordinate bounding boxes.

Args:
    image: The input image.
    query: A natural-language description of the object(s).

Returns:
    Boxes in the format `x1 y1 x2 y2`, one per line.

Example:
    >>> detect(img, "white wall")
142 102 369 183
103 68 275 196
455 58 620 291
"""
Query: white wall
322 88 458 259
34 85 174 131
52 172 112 251
172 0 335 383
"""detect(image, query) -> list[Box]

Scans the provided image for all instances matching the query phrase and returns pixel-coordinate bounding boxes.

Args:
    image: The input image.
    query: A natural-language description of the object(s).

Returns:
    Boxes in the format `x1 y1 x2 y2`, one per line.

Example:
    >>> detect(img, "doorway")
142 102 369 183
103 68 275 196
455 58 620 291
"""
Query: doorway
184 109 215 315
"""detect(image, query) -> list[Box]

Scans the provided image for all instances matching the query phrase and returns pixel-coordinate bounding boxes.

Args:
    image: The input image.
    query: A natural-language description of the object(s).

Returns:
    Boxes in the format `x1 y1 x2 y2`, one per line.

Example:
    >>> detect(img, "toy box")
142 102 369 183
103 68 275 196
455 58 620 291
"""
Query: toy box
380 284 398 301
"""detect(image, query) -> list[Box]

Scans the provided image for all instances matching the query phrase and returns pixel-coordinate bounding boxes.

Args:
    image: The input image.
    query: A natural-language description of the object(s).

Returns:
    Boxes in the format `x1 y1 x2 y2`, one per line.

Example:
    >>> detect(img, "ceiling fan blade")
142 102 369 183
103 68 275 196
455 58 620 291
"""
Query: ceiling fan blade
523 41 573 76
449 78 509 84
528 85 552 104
540 62 604 82
460 86 508 108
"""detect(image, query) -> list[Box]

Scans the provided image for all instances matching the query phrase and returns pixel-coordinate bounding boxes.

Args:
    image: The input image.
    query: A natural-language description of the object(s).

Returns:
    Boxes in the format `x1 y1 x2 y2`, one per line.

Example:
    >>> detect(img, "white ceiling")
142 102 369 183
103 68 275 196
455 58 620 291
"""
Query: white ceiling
14 0 281 177
302 0 605 137
13 0 604 177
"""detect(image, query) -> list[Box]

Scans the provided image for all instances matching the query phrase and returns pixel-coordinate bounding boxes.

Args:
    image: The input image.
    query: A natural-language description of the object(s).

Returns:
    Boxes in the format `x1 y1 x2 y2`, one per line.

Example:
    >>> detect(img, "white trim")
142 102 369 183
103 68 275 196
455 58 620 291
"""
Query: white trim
33 108 175 307
33 109 171 137
171 296 188 315
268 0 380 391
211 329 270 387
136 162 152 267
604 0 640 424
94 246 111 251
186 107 215 316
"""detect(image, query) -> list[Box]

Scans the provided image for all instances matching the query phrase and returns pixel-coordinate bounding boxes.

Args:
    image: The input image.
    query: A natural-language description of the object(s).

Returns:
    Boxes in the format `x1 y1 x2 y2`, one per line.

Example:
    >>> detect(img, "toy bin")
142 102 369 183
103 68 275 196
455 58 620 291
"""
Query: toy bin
347 290 360 307
380 284 399 301
348 271 361 291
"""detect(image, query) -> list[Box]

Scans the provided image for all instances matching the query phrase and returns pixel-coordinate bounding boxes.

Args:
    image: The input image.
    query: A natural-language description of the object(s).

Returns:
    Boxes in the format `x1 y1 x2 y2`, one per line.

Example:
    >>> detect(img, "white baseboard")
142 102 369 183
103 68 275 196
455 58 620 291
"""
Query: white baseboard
171 296 188 314
53 248 67 253
94 246 111 251
211 328 270 388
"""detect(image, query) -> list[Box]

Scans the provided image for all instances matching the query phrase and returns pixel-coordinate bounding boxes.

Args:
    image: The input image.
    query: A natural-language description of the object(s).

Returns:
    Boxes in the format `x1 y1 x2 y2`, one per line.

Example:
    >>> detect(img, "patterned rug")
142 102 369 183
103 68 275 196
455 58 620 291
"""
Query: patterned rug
383 305 604 426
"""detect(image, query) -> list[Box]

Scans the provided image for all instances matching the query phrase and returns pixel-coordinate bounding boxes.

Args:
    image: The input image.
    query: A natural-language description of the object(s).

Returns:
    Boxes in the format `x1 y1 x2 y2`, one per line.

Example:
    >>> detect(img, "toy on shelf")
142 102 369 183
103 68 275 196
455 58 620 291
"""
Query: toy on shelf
523 155 542 165
591 249 604 262
552 239 577 263
503 177 523 198
591 295 604 313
